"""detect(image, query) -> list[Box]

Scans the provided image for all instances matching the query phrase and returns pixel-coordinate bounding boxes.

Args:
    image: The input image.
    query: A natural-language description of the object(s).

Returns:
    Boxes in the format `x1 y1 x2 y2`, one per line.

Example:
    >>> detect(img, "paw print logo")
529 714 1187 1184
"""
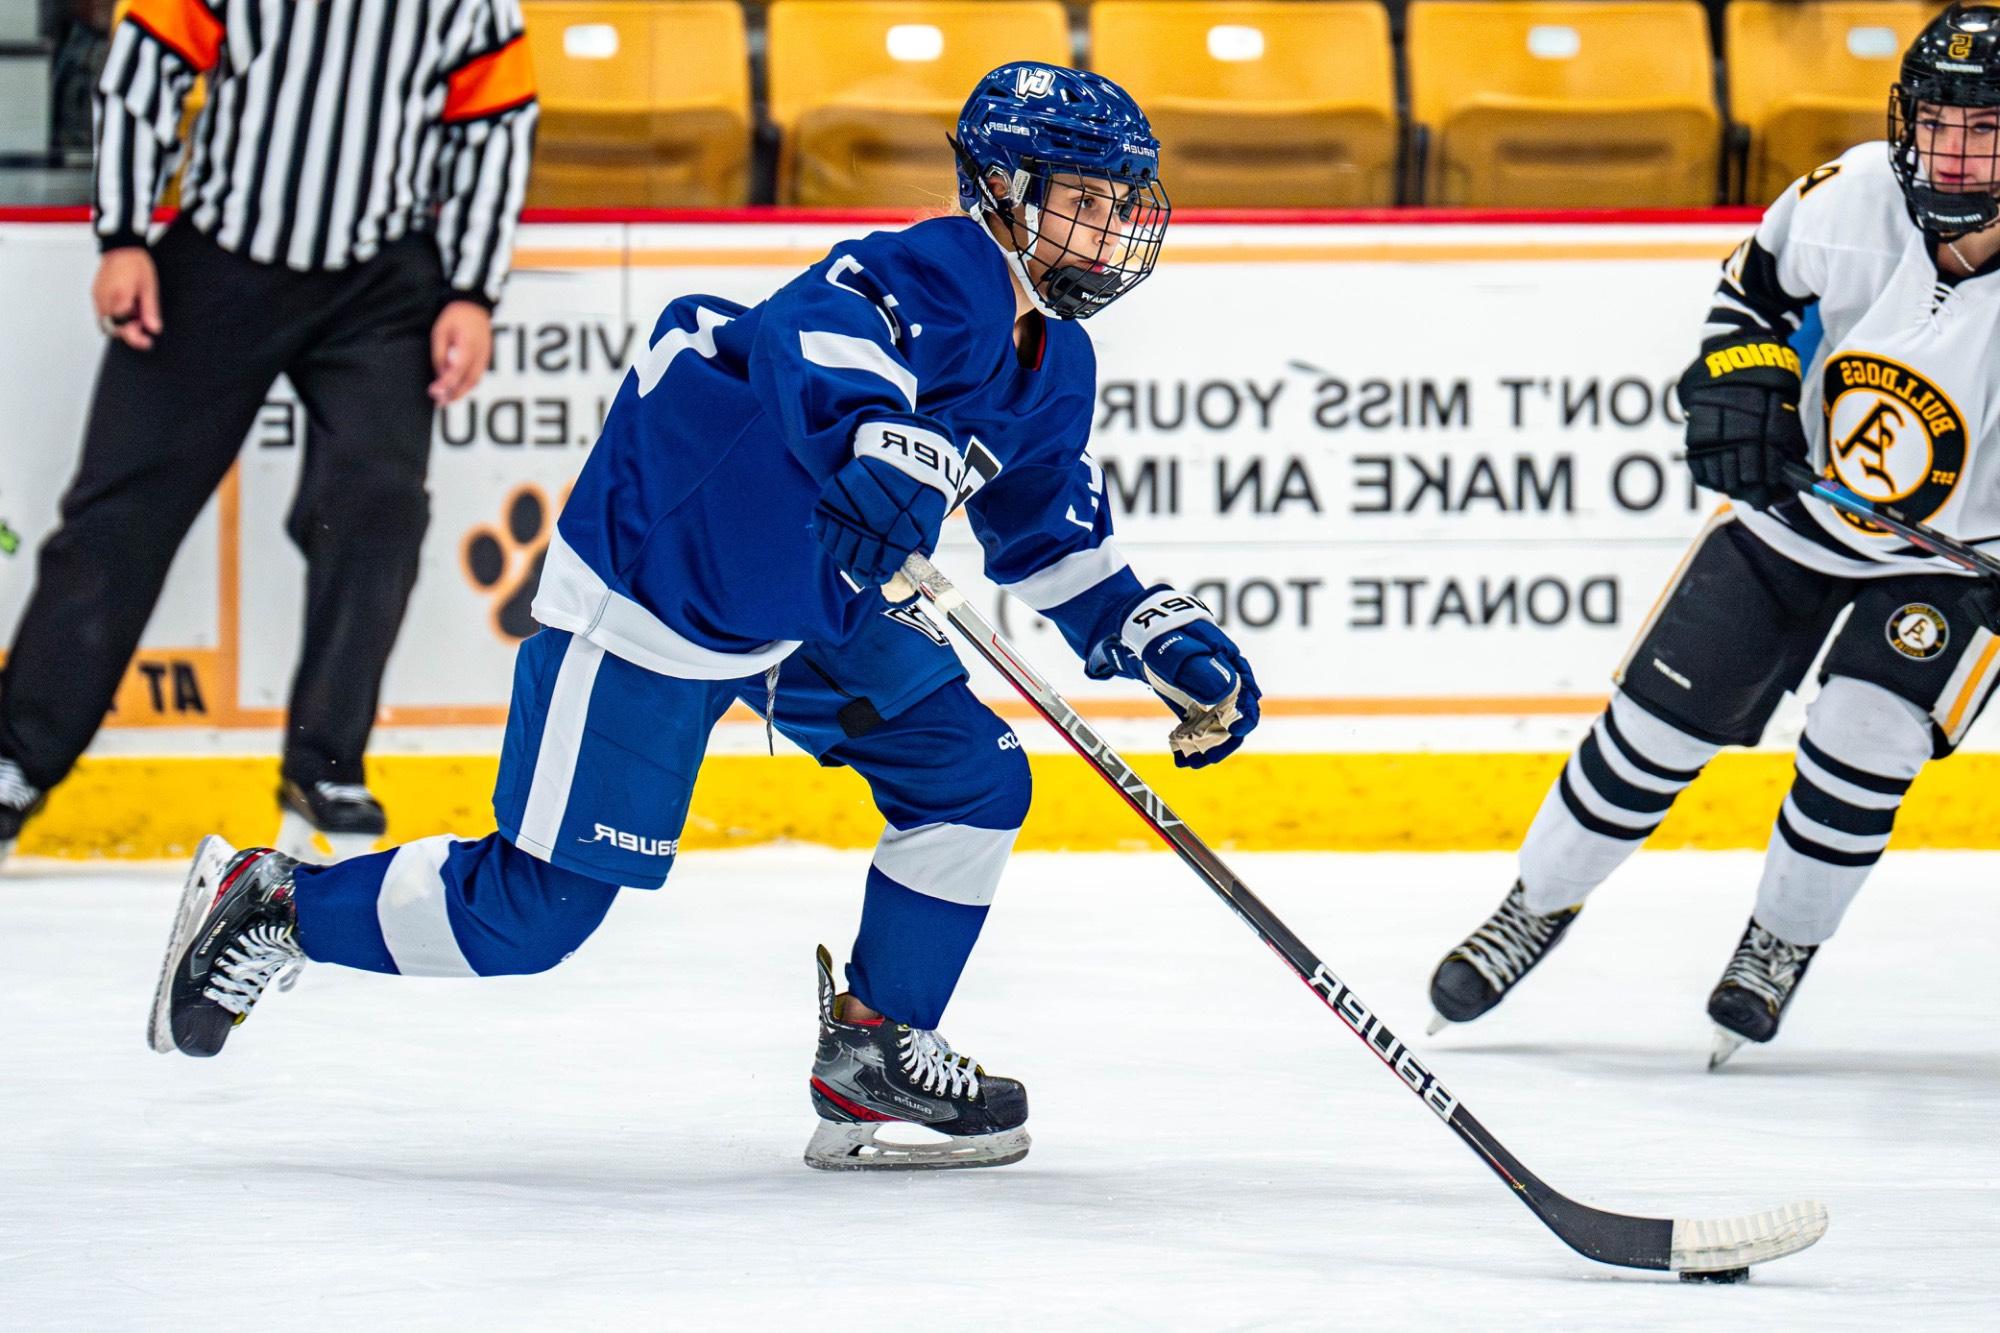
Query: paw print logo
463 485 561 641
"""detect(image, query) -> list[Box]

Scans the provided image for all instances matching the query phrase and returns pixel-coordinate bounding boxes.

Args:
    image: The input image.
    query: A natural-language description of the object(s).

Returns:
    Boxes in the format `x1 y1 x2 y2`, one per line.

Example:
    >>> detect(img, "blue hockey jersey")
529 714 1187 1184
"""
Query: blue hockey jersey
533 215 1144 679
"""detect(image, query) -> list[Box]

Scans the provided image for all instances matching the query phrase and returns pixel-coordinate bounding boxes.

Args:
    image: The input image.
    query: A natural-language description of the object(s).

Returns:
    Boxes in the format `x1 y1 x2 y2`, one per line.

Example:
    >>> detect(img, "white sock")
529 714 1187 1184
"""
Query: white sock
1753 677 1926 946
1519 691 1720 914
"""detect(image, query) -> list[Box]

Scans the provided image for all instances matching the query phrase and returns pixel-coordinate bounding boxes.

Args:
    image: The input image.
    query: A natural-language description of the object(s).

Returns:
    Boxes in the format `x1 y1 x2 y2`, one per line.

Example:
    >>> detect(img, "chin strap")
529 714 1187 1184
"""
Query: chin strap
974 209 1061 320
963 166 1063 320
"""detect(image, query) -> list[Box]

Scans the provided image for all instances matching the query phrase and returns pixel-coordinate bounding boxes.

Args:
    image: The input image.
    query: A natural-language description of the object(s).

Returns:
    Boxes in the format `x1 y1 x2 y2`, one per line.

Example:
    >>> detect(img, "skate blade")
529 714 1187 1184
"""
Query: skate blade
803 1120 1030 1172
275 808 379 865
1425 1010 1450 1037
1708 1026 1748 1071
148 834 237 1054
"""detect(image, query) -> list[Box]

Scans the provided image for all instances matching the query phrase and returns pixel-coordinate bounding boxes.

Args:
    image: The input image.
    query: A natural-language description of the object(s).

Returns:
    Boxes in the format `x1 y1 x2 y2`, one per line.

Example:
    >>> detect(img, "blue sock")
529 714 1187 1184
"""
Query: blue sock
845 864 989 1029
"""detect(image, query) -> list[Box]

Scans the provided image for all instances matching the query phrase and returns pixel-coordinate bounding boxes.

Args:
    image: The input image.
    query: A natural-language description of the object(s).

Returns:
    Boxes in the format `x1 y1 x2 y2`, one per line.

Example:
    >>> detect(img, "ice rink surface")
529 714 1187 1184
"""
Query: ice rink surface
3 847 1996 1330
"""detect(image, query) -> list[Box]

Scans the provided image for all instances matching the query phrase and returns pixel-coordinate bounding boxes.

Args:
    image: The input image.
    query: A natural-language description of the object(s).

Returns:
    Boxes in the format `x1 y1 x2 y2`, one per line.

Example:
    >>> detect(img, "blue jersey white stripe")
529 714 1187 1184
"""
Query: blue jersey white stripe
550 215 1143 675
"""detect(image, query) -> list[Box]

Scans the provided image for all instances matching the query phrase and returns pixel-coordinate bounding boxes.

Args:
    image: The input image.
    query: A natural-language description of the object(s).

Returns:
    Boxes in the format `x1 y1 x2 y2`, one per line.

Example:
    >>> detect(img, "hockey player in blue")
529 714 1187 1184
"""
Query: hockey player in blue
147 65 1263 1170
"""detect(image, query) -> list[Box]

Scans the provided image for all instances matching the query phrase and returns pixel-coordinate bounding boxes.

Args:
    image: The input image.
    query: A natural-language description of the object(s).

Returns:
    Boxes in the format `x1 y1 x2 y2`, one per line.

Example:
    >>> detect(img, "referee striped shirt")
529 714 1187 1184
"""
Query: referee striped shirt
95 0 539 307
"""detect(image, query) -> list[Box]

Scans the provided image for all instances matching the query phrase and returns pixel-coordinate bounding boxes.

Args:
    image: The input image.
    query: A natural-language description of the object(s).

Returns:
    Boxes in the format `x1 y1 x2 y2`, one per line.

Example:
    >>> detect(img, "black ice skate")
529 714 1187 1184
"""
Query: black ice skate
1706 919 1818 1070
0 756 43 869
276 778 386 864
1426 881 1583 1034
148 836 305 1056
804 945 1029 1171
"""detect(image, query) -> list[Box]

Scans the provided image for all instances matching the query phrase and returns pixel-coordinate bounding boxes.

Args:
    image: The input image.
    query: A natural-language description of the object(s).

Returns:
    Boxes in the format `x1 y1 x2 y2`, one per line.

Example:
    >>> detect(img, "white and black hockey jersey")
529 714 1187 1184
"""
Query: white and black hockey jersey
1706 141 2000 579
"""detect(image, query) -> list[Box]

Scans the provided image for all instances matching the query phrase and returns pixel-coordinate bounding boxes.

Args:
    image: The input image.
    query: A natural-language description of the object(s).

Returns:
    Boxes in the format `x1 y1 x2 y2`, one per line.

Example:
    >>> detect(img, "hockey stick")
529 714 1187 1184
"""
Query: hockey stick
894 552 1828 1278
1778 459 2000 580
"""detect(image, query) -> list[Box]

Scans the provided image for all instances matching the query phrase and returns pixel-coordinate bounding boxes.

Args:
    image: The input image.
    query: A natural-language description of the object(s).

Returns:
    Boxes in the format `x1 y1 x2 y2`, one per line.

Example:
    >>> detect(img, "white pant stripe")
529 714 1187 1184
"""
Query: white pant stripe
1933 627 1999 743
516 634 606 859
375 835 476 977
872 822 1020 907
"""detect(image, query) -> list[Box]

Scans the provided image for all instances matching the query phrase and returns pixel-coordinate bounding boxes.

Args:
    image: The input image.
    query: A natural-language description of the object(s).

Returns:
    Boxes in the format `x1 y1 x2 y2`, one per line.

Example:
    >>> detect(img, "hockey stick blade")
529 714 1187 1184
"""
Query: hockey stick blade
897 553 1829 1276
1779 459 2000 581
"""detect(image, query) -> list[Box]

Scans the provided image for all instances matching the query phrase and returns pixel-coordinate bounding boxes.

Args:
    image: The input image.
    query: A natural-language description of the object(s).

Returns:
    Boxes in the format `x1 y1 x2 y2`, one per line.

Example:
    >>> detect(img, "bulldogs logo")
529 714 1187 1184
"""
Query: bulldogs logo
1822 353 1966 533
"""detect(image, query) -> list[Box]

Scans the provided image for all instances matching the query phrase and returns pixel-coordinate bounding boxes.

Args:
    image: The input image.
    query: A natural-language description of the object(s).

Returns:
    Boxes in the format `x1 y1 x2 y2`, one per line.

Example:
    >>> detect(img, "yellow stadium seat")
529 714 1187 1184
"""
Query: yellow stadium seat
523 1 751 208
1407 2 1721 208
1090 1 1396 207
766 1 1071 207
1727 1 1935 205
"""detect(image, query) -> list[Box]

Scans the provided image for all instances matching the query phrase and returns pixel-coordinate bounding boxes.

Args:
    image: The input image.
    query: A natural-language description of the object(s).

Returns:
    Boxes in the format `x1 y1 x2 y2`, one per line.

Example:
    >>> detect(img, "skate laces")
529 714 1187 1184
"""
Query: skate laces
899 1029 981 1100
1719 925 1811 1010
204 924 304 1016
1456 887 1567 991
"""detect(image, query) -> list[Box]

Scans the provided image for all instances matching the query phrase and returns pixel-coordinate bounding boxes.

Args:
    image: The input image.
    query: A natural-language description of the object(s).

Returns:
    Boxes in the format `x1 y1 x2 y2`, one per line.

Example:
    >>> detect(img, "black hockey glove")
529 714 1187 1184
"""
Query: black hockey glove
1675 334 1809 510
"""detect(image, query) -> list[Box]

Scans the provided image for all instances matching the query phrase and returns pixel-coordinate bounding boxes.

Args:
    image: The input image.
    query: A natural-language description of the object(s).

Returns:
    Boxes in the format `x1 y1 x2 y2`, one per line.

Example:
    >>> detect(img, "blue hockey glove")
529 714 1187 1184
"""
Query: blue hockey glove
811 420 963 589
1086 585 1262 768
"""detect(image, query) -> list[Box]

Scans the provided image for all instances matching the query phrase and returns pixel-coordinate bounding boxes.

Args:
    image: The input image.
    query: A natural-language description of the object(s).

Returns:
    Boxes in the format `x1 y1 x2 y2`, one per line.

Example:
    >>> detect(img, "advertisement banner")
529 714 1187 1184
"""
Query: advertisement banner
11 216 1996 856
1 219 1773 735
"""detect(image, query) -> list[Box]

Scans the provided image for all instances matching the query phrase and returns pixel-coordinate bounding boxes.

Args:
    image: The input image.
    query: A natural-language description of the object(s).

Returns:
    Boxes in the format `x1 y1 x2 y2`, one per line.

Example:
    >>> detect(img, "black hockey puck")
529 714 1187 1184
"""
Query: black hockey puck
1679 1267 1751 1284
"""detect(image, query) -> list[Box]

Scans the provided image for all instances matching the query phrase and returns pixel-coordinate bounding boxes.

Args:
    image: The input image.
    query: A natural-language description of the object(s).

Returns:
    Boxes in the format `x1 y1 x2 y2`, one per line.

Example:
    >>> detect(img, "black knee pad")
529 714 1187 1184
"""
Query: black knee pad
1616 518 1852 747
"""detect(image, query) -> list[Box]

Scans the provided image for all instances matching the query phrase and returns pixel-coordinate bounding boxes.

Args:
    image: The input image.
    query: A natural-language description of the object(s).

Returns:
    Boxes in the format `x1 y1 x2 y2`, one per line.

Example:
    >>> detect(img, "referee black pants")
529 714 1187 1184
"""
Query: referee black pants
0 222 444 792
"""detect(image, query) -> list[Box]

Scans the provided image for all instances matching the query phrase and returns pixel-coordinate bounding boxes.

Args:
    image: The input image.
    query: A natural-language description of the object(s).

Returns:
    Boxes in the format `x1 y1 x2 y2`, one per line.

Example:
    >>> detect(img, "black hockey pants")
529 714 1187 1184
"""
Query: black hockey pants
0 222 445 790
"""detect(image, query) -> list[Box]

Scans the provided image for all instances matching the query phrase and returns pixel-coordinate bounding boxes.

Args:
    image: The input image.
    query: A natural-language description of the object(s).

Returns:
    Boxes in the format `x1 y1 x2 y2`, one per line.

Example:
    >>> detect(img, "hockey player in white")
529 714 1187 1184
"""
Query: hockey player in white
1429 6 2000 1067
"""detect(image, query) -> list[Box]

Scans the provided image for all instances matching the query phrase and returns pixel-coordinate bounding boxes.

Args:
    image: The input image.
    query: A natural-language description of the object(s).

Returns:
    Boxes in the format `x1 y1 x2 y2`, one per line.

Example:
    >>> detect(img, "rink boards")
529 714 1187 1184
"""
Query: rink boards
4 211 1999 856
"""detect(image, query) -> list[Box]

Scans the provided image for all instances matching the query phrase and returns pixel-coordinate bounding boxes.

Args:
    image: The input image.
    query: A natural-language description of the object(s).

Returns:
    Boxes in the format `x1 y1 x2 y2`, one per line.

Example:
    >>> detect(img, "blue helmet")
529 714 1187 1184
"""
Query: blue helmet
950 64 1169 320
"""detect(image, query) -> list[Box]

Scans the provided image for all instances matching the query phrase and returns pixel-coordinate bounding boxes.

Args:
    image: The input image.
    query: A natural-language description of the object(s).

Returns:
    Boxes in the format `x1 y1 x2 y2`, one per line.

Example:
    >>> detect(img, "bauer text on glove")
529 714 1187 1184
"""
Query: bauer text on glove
811 419 963 589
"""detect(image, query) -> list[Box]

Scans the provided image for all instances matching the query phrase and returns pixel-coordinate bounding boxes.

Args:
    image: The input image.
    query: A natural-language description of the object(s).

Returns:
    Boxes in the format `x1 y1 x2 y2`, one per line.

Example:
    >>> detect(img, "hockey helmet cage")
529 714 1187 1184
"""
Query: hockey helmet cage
1890 5 2000 233
951 64 1169 320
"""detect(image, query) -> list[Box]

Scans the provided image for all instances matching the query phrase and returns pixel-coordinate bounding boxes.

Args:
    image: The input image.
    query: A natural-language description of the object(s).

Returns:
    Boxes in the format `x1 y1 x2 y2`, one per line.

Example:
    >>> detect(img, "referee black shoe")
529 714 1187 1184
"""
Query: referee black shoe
276 777 387 864
0 756 43 868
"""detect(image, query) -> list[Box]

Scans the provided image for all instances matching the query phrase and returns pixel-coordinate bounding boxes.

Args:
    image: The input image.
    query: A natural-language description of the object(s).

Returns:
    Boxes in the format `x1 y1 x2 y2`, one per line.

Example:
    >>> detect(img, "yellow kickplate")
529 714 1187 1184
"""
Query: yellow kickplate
17 750 2000 860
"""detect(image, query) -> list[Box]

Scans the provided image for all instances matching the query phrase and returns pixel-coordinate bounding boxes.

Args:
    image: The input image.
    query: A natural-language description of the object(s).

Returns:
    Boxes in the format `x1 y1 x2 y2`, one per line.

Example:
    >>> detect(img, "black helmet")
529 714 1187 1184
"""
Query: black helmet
1890 5 2000 233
